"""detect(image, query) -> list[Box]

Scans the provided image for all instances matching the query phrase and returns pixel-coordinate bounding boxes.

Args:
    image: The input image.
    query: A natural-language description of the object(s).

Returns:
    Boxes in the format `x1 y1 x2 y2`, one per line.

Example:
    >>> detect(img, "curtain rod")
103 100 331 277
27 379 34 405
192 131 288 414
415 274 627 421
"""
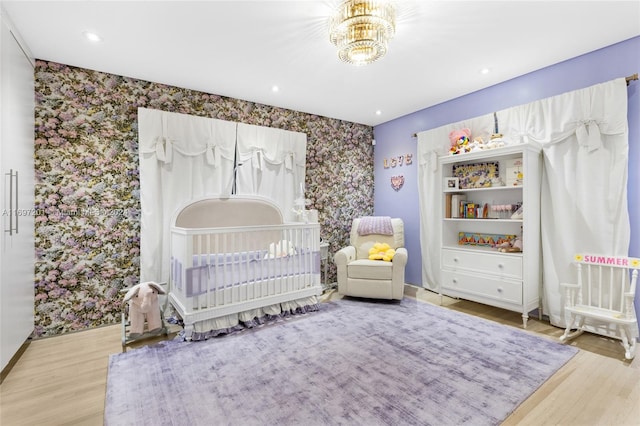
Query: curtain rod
411 73 639 138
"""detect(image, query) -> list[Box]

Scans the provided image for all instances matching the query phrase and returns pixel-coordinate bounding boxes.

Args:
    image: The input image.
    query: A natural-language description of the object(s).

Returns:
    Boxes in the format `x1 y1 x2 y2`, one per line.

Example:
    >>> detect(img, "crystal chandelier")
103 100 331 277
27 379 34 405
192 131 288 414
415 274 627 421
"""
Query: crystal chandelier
329 0 396 66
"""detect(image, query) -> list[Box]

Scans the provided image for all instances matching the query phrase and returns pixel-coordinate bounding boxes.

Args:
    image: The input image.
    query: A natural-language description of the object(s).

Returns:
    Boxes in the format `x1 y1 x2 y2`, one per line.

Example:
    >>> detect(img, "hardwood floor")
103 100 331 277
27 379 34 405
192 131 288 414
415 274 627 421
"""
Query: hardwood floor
1 285 638 425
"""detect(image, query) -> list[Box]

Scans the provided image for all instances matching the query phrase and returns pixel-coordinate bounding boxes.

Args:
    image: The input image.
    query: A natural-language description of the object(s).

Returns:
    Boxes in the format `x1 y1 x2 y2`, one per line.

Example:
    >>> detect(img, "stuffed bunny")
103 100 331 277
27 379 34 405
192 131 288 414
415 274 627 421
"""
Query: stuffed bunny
264 240 296 259
123 282 166 338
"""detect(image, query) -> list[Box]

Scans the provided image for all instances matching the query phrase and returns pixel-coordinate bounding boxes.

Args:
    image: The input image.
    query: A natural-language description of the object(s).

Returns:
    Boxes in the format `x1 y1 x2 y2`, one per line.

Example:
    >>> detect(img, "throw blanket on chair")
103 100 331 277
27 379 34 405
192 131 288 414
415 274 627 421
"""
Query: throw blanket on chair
358 216 394 236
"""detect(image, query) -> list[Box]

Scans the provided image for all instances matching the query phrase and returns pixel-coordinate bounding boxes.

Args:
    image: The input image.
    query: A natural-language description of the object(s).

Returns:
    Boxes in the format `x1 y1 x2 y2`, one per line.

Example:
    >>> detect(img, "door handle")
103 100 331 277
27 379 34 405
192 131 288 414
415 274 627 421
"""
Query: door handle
15 170 18 234
4 169 18 236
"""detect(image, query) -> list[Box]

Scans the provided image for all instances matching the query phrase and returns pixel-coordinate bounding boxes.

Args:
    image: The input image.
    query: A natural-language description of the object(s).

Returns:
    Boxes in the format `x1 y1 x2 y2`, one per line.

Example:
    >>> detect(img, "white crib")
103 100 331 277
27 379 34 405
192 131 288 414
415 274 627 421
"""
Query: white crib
168 196 322 340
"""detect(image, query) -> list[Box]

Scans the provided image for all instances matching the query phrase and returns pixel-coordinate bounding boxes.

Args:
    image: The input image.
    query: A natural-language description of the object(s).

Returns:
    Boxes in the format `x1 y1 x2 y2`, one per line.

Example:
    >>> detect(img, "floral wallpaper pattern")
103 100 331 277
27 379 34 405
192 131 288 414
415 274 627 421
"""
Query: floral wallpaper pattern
33 60 374 337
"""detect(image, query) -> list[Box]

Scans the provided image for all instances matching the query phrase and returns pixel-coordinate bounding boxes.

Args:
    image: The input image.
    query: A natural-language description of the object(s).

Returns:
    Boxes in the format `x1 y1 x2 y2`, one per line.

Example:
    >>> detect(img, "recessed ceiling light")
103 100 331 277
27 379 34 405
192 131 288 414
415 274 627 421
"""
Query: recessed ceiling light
272 85 279 93
480 68 490 75
375 110 382 115
83 31 102 42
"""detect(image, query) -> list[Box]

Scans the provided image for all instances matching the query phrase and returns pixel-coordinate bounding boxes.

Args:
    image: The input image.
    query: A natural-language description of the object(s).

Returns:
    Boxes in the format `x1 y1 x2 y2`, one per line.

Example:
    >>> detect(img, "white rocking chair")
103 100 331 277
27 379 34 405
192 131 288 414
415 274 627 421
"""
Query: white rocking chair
560 254 639 360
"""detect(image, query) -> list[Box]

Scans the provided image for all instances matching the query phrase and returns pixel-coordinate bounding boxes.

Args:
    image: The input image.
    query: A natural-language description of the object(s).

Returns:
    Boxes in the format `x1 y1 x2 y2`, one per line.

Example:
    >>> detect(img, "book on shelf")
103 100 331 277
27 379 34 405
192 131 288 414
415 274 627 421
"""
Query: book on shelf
451 194 466 218
445 193 452 218
457 201 490 219
465 203 477 218
505 157 524 186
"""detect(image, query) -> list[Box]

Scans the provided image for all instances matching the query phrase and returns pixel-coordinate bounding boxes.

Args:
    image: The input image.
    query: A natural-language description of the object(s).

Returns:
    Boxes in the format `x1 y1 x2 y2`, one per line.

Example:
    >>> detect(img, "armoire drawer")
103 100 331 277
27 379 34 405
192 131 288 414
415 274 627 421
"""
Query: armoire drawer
442 248 523 279
441 270 523 305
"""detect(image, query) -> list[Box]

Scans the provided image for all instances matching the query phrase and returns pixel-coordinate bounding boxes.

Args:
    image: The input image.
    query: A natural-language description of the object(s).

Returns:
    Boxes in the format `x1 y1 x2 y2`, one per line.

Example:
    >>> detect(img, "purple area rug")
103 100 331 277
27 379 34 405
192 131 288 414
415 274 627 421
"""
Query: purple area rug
104 297 577 426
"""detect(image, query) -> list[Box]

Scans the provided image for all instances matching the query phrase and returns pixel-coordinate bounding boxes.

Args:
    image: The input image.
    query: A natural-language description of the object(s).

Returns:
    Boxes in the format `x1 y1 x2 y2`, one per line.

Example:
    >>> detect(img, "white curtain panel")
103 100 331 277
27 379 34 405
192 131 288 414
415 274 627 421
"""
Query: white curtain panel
138 108 237 283
499 79 630 328
417 78 631 329
417 114 494 291
236 123 307 222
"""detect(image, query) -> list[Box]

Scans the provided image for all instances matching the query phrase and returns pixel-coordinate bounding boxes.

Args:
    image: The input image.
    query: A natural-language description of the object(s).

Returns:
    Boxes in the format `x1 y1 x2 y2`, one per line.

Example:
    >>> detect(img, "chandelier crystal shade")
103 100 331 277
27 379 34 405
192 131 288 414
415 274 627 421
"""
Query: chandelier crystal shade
329 0 396 66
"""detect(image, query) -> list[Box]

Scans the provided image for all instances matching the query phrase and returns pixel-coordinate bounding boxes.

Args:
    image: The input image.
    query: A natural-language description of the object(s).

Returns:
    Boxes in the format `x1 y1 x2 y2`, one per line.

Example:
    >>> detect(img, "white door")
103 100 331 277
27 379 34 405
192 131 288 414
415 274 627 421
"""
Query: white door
1 15 35 372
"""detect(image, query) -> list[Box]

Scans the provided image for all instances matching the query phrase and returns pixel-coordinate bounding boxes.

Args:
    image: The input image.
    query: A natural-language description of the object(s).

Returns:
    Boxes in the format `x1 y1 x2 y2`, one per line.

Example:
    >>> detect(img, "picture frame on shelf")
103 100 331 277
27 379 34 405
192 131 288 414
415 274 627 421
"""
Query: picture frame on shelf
452 161 499 188
444 177 459 190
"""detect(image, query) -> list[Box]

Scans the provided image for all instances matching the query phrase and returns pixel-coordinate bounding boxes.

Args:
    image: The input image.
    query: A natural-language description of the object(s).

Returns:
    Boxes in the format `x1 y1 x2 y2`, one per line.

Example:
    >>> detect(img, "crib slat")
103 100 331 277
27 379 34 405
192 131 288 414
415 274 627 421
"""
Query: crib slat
196 234 203 310
232 232 239 305
288 227 294 293
224 233 230 305
231 233 242 303
204 233 209 309
232 232 238 305
297 227 301 292
286 228 292 293
212 233 218 308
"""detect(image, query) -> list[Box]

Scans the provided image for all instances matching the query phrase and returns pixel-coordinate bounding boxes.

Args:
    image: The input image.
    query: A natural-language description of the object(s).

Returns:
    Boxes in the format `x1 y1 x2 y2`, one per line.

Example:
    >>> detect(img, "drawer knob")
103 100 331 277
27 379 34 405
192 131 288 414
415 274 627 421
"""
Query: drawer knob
452 278 458 284
497 287 503 293
498 263 504 269
453 257 459 263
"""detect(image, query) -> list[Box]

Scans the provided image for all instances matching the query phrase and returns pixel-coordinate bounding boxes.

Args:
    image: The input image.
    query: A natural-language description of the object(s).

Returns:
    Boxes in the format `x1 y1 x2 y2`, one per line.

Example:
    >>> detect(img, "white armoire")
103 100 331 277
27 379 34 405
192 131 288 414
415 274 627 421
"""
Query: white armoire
1 10 35 375
418 79 632 333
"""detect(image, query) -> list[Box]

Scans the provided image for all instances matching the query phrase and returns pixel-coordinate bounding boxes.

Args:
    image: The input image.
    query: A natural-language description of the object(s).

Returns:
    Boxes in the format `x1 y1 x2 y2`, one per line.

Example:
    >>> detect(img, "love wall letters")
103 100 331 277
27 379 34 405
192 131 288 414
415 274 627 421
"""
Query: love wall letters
384 154 413 168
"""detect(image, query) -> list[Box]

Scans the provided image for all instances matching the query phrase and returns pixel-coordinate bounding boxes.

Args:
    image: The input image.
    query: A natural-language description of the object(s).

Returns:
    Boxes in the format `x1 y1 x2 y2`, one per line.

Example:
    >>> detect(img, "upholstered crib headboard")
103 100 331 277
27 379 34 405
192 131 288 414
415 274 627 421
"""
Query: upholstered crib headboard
174 196 283 229
173 196 284 254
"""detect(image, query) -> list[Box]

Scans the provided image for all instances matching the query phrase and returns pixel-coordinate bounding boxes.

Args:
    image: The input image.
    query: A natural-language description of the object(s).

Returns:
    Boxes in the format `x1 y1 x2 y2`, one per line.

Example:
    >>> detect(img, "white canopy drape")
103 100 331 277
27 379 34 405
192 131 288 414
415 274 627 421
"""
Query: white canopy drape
417 78 631 328
417 114 495 291
236 123 307 222
138 108 237 283
138 108 308 285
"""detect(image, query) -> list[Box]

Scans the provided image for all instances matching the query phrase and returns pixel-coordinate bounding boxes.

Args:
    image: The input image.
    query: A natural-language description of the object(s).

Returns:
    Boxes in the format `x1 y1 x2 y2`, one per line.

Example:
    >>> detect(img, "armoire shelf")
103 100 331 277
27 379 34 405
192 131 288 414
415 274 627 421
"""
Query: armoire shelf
443 218 523 223
438 143 542 328
441 244 524 254
444 186 522 194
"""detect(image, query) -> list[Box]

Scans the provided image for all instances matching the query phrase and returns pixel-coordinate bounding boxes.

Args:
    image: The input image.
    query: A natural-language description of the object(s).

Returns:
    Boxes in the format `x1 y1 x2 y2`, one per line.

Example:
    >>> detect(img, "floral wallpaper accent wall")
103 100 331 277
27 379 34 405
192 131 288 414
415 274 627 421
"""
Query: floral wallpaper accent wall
33 60 374 337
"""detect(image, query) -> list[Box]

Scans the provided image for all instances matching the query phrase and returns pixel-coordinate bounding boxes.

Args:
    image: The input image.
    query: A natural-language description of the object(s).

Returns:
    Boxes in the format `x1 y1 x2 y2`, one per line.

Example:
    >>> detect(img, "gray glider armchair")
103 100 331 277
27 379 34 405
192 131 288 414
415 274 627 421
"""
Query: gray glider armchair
334 217 408 300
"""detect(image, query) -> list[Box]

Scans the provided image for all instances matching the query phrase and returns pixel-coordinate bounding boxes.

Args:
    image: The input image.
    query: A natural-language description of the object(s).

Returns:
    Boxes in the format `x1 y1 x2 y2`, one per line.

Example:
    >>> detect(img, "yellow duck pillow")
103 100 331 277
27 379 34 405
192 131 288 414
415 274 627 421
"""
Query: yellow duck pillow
368 242 396 262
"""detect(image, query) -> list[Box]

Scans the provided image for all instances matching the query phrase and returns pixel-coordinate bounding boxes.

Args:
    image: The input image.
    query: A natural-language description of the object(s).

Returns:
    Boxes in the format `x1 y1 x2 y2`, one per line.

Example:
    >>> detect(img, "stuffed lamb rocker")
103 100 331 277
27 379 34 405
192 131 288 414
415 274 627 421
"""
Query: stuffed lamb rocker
123 281 166 338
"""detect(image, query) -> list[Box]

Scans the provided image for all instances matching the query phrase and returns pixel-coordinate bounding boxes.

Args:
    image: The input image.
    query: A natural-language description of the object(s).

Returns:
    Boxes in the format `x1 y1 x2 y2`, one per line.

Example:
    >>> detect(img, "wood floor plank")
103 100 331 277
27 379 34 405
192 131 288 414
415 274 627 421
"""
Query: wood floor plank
1 285 638 425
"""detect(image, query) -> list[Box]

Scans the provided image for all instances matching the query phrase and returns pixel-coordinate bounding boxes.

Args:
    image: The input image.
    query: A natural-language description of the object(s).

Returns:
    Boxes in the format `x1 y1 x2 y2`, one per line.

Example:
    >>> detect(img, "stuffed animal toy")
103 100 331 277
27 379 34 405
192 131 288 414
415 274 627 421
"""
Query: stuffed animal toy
265 240 296 259
486 133 506 149
470 136 486 152
449 128 472 155
368 242 396 262
123 281 166 338
496 237 523 253
469 135 506 151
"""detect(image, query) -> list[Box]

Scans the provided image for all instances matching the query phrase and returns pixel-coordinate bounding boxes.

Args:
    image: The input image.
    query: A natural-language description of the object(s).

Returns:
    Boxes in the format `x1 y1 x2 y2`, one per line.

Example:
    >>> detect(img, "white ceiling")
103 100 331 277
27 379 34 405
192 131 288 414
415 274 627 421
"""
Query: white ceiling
2 1 640 126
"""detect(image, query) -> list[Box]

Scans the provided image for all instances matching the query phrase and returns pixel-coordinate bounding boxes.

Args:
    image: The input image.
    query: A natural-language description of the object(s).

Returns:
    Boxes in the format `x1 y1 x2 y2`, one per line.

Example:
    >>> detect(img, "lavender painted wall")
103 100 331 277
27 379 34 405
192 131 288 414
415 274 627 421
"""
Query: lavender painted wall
374 36 640 289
